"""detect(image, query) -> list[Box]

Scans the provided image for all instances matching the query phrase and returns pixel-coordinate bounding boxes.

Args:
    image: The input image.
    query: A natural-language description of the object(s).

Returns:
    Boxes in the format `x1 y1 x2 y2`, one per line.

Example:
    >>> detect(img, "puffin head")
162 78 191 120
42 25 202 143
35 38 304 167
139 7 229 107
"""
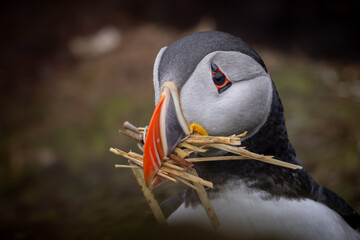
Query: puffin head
143 31 274 188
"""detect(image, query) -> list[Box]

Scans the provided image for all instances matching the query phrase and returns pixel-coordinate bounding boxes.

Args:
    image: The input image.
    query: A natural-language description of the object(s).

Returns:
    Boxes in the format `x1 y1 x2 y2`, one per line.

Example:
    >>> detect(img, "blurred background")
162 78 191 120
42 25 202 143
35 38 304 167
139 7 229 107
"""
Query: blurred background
1 0 359 239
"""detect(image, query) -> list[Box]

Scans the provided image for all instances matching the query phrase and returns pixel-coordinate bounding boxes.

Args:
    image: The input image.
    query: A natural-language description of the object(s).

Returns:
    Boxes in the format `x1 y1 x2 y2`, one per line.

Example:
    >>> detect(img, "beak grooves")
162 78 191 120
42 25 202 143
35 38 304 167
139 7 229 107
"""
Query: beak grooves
143 93 166 188
143 81 190 189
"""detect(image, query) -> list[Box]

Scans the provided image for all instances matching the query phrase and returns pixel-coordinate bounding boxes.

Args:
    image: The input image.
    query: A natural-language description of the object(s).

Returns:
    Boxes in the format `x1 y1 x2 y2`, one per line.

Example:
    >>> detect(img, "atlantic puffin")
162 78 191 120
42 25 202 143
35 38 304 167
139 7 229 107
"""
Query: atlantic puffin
142 31 360 239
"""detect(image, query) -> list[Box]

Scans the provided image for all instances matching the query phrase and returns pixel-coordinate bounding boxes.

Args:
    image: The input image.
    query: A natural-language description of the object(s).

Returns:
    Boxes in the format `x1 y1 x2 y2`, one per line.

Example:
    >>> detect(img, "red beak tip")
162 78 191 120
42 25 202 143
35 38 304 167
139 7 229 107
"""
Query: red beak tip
142 93 167 189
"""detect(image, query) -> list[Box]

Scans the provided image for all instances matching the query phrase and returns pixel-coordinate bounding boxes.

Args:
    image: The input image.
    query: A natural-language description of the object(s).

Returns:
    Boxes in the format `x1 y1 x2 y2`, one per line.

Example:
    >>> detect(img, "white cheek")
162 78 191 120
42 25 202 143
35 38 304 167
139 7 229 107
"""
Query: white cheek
180 65 217 129
233 76 272 136
181 73 272 137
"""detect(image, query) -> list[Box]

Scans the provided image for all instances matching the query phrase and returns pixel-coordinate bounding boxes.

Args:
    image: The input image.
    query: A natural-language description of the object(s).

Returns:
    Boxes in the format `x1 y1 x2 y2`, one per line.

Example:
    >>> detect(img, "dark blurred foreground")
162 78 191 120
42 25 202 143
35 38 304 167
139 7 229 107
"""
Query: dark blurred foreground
0 1 359 239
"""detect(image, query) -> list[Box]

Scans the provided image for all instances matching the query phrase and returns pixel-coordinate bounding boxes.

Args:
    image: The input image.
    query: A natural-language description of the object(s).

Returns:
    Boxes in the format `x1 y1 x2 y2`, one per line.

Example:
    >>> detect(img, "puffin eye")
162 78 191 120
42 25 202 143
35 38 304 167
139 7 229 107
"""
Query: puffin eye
211 63 232 94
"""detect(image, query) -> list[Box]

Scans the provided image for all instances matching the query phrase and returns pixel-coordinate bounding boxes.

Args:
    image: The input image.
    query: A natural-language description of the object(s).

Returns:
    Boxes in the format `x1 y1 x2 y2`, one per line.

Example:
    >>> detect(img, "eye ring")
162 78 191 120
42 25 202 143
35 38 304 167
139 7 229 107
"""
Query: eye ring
211 63 232 94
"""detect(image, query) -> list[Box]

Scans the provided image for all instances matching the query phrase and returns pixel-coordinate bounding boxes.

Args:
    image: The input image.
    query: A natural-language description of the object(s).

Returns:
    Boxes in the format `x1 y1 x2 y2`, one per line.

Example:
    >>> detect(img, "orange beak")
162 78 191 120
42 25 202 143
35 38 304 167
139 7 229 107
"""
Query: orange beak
143 81 190 189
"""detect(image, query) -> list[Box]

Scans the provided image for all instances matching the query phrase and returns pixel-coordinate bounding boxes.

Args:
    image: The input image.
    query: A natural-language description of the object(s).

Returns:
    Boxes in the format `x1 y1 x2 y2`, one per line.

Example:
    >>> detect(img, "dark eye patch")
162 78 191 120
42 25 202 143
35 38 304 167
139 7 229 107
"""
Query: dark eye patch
211 63 232 94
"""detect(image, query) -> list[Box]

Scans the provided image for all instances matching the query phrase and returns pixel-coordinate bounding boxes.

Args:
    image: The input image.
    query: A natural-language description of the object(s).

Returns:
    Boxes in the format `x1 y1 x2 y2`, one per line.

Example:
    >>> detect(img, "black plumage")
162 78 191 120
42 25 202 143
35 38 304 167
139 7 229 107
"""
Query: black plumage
158 31 267 91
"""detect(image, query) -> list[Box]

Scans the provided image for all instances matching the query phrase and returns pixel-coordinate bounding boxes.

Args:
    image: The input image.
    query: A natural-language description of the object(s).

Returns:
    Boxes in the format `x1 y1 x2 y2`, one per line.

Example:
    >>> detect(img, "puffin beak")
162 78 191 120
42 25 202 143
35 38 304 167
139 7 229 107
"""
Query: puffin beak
143 81 190 189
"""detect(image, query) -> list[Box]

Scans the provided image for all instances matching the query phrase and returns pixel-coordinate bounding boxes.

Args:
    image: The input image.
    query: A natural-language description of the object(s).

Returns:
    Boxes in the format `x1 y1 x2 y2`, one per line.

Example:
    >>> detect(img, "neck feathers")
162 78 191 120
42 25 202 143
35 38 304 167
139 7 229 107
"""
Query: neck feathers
242 83 299 165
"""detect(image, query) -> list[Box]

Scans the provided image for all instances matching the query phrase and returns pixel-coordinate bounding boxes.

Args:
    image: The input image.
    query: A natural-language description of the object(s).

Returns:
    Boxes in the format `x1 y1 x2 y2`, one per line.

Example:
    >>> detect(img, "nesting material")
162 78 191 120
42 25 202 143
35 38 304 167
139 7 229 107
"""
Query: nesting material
110 121 302 229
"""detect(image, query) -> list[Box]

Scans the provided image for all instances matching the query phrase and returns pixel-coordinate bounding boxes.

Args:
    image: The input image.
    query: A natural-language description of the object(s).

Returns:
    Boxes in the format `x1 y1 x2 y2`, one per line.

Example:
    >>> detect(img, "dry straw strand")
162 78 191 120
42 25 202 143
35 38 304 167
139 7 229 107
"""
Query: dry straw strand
110 121 303 229
129 161 167 225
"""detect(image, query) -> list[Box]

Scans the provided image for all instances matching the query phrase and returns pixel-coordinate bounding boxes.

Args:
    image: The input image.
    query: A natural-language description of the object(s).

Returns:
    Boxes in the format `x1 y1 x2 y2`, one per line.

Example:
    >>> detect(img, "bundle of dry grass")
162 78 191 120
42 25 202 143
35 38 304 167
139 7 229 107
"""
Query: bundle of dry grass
110 121 302 229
